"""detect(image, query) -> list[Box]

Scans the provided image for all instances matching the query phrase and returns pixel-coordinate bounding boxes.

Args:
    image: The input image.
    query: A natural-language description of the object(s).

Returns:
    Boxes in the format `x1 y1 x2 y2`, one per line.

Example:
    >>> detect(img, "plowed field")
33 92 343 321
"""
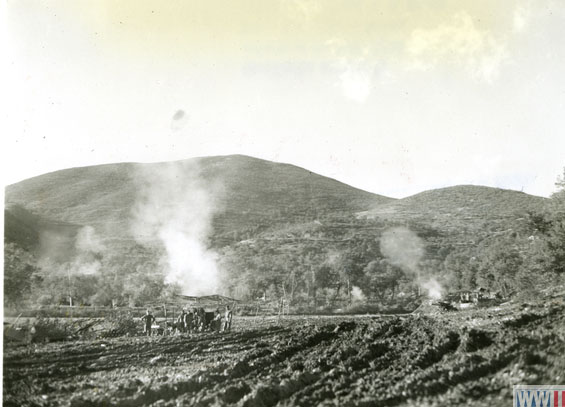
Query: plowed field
4 299 565 407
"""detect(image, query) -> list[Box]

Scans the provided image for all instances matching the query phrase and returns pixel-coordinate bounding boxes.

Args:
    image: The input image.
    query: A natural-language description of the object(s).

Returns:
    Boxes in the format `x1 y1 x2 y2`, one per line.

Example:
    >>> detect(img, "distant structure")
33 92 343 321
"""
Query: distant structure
172 294 239 309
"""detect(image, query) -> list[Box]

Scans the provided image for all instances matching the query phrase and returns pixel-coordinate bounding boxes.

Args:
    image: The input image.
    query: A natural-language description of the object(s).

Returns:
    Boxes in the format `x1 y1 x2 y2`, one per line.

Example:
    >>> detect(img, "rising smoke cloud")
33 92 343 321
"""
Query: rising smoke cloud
380 226 442 299
75 226 105 255
130 160 223 295
380 227 424 272
351 286 367 302
70 226 106 275
37 225 105 275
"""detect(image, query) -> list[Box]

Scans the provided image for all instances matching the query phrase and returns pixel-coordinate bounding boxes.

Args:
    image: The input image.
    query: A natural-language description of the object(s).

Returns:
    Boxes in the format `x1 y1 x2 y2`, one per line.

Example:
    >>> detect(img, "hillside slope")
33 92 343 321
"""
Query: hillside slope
358 185 547 238
5 155 393 245
4 155 551 305
5 159 548 250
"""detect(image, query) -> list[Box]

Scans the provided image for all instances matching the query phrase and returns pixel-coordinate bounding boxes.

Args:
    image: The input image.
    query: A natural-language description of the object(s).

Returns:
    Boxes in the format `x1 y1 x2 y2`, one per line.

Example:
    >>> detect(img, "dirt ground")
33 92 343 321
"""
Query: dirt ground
4 298 565 407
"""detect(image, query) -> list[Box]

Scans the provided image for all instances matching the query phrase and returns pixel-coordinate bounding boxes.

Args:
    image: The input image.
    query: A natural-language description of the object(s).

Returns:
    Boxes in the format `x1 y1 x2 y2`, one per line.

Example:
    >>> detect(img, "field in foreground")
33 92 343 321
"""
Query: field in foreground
4 298 565 407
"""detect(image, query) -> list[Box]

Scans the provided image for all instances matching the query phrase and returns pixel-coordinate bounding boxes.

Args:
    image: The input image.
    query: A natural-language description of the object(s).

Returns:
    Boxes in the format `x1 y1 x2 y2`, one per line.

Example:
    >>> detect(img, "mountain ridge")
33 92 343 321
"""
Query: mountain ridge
4 154 551 306
5 155 393 252
5 156 546 246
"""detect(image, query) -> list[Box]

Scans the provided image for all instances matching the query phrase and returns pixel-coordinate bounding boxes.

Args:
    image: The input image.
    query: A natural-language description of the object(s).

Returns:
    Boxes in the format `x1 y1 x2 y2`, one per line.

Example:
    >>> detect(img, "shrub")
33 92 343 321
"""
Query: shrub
102 311 138 337
31 317 69 342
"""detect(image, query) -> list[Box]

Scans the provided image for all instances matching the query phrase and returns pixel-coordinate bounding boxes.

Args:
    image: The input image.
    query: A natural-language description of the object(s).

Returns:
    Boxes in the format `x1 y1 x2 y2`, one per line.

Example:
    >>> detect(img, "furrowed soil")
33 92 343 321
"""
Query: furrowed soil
4 299 565 407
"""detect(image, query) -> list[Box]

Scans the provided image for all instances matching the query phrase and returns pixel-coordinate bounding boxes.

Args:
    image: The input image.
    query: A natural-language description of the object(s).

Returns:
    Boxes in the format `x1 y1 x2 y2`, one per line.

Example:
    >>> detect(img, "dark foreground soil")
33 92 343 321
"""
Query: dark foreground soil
4 298 565 407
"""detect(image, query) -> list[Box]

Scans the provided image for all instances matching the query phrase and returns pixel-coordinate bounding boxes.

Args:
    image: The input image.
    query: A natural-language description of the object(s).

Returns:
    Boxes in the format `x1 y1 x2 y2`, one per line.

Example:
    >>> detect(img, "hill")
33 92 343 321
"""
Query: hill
248 184 547 266
5 155 392 245
4 155 552 307
358 185 546 239
5 205 42 251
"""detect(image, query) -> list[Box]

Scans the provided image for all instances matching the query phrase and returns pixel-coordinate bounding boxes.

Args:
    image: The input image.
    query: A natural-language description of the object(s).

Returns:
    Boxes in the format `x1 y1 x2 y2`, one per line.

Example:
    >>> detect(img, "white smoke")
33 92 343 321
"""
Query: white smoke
130 161 222 295
37 225 105 274
421 278 443 300
75 225 105 254
380 227 424 272
351 286 367 303
71 226 105 275
380 226 443 299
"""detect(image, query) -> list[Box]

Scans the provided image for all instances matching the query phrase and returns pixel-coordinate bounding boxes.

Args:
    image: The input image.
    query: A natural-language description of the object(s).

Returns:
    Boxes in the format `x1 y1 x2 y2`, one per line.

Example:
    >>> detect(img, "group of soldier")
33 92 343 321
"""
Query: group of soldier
175 306 233 334
140 306 233 336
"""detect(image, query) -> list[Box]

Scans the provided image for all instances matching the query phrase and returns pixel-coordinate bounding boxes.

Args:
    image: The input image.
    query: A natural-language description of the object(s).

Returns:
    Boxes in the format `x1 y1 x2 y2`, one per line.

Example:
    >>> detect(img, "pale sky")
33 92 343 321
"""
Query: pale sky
1 0 564 198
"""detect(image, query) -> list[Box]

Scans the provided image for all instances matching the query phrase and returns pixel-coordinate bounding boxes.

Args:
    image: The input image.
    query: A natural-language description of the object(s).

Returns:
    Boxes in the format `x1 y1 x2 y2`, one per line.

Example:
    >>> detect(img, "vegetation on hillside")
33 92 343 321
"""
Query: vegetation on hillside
4 158 564 311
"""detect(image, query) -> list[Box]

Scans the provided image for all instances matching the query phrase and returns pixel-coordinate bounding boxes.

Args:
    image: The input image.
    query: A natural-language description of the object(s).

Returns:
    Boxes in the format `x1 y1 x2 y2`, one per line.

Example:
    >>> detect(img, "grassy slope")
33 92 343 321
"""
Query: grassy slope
5 163 139 236
5 155 392 247
5 157 547 251
358 185 547 239
4 155 553 310
5 156 548 281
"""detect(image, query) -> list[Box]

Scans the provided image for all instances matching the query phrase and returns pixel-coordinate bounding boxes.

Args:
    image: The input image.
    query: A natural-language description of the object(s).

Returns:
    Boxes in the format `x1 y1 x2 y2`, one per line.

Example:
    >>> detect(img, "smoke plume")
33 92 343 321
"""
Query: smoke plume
130 161 223 295
75 225 105 255
380 226 442 299
38 225 105 274
380 227 424 272
67 226 106 275
421 278 443 300
351 286 367 302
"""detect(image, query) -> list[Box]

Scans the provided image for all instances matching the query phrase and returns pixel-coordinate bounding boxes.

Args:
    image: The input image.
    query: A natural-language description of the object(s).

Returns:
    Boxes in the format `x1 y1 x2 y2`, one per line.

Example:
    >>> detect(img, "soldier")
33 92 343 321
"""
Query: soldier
201 308 208 331
184 309 194 334
213 308 222 331
141 309 156 337
192 308 200 332
222 305 233 332
176 309 187 334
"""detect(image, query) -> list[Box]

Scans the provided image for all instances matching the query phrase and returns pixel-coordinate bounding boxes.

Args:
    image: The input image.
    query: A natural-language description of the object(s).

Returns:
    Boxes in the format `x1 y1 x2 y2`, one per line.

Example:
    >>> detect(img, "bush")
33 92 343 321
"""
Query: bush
31 317 69 342
102 311 138 337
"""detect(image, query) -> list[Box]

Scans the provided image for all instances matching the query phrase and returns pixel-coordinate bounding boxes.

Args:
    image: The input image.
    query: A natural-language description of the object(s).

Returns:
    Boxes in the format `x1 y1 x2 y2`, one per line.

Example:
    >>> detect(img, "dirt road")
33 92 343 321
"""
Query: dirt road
4 300 564 407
